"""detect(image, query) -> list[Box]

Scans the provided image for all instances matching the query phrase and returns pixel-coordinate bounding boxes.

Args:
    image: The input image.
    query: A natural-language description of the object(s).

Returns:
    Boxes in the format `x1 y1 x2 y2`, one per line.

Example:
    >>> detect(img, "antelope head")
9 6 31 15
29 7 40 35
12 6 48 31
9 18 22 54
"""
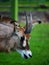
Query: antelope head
14 12 32 59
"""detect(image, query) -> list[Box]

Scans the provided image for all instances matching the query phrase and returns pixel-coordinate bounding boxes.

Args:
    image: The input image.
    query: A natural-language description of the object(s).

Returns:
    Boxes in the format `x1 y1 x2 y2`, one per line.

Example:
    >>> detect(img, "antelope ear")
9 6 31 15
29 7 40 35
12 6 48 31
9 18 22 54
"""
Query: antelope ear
25 34 30 40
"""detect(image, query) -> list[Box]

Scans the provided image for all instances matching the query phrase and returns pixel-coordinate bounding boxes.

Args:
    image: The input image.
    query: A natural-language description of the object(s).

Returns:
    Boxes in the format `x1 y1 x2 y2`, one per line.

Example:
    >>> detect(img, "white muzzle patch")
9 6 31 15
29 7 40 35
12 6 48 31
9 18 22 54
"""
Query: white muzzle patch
22 36 26 47
23 40 26 47
16 49 32 59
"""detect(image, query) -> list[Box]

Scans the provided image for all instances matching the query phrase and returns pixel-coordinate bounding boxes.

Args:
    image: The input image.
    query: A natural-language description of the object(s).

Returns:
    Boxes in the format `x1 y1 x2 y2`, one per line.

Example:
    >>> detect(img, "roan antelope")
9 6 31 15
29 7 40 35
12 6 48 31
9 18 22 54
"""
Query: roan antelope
0 12 32 59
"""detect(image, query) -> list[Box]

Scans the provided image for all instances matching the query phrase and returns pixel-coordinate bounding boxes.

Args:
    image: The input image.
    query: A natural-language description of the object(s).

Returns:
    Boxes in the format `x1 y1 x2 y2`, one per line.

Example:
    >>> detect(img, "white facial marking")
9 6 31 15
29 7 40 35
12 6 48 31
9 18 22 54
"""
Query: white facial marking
23 36 26 47
16 49 25 58
23 40 26 47
16 49 32 58
25 50 32 58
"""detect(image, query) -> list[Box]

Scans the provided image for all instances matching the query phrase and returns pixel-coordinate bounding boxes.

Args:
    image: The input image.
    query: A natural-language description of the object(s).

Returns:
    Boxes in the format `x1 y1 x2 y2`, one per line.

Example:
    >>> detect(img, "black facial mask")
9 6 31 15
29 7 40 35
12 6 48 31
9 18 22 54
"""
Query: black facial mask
20 36 25 42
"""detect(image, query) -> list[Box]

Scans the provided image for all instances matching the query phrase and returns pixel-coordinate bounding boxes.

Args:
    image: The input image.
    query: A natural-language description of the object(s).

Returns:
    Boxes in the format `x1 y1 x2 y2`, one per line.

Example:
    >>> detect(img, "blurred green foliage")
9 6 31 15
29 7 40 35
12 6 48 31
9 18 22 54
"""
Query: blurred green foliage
0 0 10 2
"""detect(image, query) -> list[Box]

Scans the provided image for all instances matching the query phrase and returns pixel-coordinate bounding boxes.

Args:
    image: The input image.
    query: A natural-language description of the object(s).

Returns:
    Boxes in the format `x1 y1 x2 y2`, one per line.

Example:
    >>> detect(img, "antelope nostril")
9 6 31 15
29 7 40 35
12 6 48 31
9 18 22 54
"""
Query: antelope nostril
29 54 32 58
24 54 28 59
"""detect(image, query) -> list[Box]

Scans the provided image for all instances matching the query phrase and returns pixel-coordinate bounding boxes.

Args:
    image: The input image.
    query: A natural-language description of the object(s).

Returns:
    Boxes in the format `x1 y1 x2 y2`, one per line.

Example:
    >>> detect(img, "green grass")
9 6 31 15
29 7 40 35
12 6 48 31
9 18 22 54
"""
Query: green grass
0 23 49 65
